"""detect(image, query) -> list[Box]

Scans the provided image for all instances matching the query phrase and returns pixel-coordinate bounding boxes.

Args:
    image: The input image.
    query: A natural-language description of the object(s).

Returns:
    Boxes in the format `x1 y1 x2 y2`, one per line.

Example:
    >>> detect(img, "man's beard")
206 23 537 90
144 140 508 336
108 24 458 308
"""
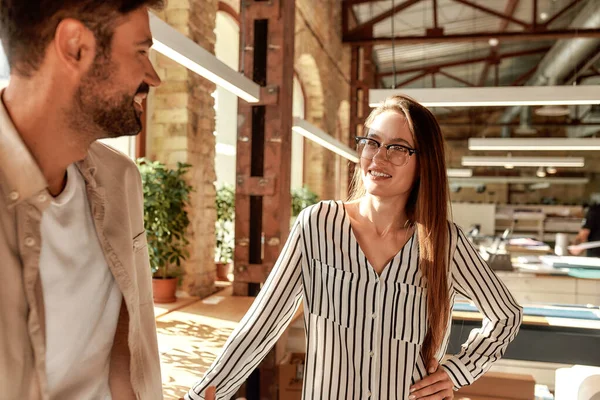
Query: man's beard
72 55 146 139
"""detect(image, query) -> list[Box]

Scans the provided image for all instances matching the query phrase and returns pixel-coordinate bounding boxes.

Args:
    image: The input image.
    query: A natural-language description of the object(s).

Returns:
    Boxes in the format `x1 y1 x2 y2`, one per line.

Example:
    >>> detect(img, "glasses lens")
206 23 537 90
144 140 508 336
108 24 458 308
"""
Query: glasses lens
387 146 409 166
357 138 378 159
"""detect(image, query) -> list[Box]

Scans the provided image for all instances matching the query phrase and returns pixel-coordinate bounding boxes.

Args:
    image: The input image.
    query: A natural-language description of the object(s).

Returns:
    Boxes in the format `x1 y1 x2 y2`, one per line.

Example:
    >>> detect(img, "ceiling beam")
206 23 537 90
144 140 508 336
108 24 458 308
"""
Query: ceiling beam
543 0 582 27
345 0 422 38
452 0 530 28
437 70 475 87
510 64 538 86
477 0 520 86
395 70 432 87
377 46 550 78
344 28 600 45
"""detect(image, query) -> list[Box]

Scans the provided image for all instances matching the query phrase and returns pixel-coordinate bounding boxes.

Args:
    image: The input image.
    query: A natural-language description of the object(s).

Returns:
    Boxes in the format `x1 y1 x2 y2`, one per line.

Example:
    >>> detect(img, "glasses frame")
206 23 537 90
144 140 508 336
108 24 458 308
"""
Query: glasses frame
354 136 418 166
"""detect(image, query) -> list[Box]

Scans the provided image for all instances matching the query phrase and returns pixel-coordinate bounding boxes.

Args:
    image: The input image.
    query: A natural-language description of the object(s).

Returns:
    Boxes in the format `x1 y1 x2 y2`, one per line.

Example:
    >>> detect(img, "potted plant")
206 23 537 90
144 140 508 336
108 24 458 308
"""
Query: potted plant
137 159 193 303
291 186 319 221
215 184 235 281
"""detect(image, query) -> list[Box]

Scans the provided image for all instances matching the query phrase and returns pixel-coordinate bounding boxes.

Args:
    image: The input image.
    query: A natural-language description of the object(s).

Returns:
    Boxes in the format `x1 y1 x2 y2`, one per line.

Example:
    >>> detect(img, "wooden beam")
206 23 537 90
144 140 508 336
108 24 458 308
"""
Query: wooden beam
477 0 519 86
395 70 431 87
346 0 422 38
235 1 295 396
437 70 474 87
510 64 538 86
344 28 600 45
452 0 530 28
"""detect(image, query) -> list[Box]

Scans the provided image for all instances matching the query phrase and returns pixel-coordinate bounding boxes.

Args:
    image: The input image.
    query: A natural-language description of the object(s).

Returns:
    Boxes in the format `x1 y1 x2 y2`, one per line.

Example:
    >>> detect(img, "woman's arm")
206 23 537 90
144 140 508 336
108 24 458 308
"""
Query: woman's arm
185 212 306 400
441 225 523 389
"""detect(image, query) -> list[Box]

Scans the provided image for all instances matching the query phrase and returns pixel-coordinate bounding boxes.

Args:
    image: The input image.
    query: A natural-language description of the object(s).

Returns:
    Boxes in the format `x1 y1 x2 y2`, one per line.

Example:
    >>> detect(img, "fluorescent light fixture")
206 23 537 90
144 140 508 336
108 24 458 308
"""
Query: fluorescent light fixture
469 138 600 151
149 13 260 103
462 156 584 168
530 182 551 190
536 167 547 178
449 177 589 185
447 168 473 178
292 117 359 163
369 86 600 108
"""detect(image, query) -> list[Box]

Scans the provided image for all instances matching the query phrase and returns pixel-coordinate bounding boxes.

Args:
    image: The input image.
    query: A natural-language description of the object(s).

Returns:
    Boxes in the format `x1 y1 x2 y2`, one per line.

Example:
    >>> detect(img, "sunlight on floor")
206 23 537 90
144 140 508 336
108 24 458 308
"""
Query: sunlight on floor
155 287 255 399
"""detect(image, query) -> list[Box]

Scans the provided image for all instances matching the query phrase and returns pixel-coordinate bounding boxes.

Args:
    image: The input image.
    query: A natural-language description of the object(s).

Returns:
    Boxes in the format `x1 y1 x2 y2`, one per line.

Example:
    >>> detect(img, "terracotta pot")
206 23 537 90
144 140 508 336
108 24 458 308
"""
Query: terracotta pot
215 262 232 282
152 277 177 303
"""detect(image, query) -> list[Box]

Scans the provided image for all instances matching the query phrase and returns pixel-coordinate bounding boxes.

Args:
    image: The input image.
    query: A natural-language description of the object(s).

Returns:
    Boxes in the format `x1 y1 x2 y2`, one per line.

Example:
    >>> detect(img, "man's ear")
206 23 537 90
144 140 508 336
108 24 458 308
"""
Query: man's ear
52 18 96 75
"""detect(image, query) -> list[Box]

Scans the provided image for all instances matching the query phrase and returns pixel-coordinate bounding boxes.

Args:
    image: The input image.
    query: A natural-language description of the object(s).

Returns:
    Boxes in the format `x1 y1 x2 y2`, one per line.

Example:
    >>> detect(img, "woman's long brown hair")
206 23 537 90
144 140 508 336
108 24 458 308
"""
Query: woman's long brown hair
349 95 450 363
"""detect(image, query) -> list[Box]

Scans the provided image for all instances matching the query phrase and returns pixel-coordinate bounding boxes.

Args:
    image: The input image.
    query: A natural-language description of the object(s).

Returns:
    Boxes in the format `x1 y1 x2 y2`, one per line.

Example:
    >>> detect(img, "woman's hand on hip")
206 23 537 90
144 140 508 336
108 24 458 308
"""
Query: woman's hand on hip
408 359 454 399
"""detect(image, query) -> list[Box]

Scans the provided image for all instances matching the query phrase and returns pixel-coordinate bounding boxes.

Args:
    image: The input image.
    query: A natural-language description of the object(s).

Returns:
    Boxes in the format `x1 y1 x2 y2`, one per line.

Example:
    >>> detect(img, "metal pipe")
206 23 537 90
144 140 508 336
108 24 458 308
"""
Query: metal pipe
498 0 600 125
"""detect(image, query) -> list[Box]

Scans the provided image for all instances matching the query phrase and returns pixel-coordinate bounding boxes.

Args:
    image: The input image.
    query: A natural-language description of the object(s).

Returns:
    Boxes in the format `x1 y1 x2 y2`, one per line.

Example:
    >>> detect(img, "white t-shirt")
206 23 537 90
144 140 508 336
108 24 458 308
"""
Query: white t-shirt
39 164 122 400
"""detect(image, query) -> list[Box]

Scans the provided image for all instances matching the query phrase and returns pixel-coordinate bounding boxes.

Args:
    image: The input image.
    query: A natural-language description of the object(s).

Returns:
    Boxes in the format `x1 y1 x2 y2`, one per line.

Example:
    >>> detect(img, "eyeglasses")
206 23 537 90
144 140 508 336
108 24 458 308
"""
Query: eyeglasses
355 136 417 167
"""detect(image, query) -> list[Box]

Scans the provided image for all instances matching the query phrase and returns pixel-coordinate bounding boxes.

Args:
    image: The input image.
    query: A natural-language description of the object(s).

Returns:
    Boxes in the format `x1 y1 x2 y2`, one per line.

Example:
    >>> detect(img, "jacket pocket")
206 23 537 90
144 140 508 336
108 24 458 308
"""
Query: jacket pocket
392 283 428 345
308 259 356 328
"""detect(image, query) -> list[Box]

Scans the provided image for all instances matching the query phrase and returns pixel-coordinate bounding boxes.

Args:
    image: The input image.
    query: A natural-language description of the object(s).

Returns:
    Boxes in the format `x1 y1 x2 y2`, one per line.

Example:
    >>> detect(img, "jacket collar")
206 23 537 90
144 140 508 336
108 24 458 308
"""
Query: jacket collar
0 89 100 206
0 90 47 207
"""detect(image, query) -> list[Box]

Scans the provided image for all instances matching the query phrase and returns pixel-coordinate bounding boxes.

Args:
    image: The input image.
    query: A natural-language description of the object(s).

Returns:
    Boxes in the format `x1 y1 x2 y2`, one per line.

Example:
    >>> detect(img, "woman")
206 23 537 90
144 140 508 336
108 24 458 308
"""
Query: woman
185 95 523 400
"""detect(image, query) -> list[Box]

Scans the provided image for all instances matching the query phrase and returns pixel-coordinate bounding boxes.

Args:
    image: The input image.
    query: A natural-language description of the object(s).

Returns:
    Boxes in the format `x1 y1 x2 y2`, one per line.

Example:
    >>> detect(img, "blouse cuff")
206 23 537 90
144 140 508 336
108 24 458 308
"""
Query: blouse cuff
441 356 475 390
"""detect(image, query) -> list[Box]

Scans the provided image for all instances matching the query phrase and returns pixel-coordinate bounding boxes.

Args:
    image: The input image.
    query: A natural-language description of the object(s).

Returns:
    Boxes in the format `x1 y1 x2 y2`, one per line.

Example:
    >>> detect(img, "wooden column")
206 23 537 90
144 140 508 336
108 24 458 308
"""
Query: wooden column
234 0 295 398
348 45 374 193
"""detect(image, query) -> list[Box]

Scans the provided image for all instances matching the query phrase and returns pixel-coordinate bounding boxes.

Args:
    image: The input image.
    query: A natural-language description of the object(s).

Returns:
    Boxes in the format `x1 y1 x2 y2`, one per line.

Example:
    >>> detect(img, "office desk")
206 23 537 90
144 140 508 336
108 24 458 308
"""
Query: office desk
449 304 600 366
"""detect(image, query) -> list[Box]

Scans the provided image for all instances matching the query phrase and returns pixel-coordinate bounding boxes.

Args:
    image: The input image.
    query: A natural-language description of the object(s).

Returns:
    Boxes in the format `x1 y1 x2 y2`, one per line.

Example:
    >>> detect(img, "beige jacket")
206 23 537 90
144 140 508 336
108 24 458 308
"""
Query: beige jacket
0 93 163 400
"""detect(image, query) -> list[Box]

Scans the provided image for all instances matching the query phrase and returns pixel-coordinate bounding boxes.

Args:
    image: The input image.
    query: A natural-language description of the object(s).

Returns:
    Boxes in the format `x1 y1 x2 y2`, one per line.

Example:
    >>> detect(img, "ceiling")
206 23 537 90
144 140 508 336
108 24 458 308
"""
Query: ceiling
346 0 600 140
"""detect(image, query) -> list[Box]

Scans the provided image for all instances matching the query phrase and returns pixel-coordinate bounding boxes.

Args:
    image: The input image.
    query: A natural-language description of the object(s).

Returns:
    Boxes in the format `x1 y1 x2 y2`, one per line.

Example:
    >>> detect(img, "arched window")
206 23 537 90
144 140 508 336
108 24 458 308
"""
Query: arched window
291 76 306 191
214 10 240 187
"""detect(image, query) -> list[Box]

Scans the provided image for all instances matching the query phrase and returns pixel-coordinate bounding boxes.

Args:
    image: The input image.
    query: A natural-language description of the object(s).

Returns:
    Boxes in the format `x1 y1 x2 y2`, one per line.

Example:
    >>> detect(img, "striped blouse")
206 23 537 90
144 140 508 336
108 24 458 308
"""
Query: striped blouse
186 200 523 400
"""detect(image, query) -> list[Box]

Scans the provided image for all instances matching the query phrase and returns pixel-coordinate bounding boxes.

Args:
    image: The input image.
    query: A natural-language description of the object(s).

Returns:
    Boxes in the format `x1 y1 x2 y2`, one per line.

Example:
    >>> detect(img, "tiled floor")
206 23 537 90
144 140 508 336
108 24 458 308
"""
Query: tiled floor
155 287 255 399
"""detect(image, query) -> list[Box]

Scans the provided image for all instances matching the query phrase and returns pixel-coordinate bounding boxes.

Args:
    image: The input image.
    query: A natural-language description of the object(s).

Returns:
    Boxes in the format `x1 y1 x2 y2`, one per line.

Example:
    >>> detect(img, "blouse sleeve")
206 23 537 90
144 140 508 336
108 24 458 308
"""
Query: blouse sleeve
441 225 523 389
185 211 305 400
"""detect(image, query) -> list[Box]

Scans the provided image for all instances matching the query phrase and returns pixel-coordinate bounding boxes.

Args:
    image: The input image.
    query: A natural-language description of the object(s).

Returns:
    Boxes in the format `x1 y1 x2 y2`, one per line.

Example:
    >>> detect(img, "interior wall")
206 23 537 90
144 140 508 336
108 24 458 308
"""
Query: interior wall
146 0 219 298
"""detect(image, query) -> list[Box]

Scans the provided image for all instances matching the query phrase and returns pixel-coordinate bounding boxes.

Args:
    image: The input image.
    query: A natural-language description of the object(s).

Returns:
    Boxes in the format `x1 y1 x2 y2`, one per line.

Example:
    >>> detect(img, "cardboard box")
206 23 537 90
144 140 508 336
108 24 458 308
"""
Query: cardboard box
455 371 536 400
278 353 305 400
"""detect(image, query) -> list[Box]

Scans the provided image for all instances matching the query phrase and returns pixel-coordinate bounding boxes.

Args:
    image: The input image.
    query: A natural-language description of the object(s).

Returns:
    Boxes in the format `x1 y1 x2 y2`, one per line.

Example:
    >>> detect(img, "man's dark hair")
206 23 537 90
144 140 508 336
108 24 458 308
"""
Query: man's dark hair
0 0 164 77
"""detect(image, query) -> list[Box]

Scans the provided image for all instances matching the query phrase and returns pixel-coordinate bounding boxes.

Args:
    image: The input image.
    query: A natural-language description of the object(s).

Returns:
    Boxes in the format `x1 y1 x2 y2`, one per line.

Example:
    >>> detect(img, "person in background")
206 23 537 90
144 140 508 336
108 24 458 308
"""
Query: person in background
0 1 164 398
184 95 523 400
571 203 600 257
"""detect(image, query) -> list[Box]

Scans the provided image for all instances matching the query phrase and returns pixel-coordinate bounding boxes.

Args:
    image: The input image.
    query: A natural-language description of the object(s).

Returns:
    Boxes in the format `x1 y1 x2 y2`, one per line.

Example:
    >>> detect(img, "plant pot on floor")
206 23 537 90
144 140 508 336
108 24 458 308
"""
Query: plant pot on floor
216 262 232 282
152 277 178 303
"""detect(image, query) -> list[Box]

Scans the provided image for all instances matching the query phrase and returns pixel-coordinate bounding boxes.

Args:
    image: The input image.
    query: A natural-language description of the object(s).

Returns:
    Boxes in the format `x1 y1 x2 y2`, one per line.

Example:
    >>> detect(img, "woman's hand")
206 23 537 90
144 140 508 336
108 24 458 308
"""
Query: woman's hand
205 386 216 400
408 359 454 399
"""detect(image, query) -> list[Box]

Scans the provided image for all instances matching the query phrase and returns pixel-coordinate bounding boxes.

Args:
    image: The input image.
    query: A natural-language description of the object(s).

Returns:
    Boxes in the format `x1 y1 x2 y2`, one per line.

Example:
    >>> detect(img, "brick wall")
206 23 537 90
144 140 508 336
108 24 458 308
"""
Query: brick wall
147 0 218 298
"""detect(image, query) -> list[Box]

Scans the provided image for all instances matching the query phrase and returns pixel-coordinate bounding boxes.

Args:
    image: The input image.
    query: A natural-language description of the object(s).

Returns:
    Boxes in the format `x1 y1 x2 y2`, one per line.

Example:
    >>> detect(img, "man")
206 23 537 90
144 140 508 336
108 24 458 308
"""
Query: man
572 203 600 257
0 1 164 399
